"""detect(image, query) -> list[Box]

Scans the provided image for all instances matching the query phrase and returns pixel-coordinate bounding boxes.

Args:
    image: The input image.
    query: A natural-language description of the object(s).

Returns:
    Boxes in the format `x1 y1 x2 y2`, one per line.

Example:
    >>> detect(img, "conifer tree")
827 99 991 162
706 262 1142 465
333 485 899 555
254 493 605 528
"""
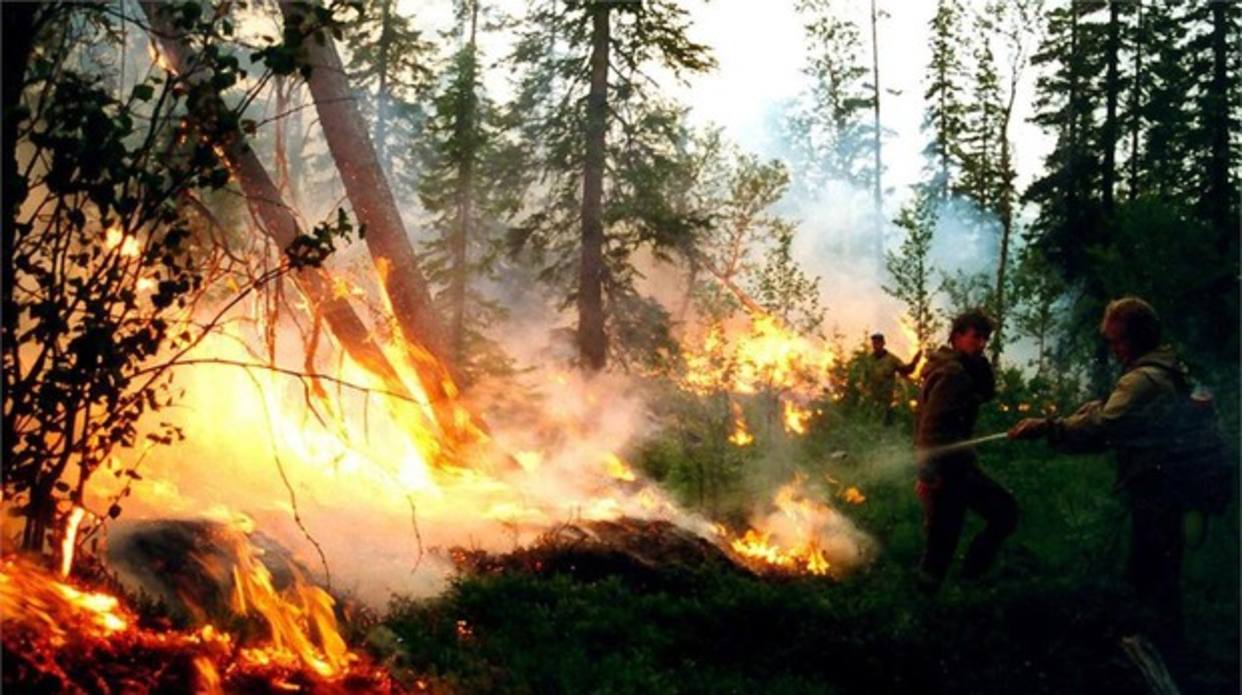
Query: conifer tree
417 0 525 382
508 0 714 371
1027 2 1107 284
788 0 876 194
922 0 969 198
343 0 435 197
884 189 941 347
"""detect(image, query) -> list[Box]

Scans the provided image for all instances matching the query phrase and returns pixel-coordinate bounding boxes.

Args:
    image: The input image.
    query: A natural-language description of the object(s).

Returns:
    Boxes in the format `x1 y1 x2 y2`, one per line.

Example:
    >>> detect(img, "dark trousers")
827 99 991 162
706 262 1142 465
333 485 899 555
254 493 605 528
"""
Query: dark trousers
917 465 1019 583
1126 481 1185 645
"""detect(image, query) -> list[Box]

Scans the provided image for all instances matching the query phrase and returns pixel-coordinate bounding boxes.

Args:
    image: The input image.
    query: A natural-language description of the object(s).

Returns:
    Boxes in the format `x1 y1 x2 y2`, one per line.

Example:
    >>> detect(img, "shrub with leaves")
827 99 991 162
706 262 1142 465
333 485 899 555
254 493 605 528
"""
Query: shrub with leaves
1 2 353 555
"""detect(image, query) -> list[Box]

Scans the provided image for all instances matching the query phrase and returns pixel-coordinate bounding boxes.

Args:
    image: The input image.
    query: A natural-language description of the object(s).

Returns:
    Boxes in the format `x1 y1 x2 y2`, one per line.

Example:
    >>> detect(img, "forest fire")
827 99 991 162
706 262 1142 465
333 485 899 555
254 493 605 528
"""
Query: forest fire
0 555 400 693
681 315 837 399
717 477 873 577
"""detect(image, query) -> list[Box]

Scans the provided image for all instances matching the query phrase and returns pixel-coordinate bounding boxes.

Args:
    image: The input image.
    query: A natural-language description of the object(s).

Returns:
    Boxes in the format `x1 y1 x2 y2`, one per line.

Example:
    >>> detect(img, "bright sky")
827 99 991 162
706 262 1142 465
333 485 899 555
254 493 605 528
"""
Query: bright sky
401 0 1054 211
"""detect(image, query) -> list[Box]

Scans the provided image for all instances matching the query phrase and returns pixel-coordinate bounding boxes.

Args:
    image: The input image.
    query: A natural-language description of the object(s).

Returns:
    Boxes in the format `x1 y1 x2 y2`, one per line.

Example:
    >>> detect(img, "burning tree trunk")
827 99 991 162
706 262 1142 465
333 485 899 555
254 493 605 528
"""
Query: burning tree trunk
578 4 611 371
141 3 411 398
278 2 455 384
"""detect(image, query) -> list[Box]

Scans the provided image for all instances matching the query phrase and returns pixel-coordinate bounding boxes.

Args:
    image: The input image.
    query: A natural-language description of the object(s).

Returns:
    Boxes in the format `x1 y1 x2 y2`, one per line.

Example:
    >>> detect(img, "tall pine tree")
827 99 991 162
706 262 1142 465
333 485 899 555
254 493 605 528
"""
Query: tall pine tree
417 0 526 382
508 0 714 371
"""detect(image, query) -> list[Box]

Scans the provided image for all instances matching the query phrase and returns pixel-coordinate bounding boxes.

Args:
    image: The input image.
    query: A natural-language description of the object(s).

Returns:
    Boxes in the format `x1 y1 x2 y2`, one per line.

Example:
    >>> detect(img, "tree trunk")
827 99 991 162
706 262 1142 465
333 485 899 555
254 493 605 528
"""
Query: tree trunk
278 2 455 381
1206 0 1231 251
374 0 393 166
142 2 411 400
869 0 884 269
579 4 610 371
1102 0 1121 216
1128 0 1143 200
2 1 39 466
991 133 1013 367
449 3 480 365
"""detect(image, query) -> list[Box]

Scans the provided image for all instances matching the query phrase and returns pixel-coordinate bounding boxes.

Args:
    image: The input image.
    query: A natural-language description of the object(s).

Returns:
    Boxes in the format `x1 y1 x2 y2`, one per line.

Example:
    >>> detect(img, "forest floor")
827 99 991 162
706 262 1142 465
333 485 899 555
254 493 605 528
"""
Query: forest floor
370 418 1240 694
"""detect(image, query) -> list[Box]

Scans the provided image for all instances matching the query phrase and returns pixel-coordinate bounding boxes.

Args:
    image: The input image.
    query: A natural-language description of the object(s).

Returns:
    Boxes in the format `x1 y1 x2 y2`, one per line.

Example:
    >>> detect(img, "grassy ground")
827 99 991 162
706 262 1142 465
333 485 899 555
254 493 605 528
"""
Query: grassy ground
373 406 1239 694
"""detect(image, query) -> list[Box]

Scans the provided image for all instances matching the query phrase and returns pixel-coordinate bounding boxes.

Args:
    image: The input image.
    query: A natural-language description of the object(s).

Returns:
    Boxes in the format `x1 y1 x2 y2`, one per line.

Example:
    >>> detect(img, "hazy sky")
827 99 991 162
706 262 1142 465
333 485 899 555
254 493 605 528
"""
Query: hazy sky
400 0 1054 212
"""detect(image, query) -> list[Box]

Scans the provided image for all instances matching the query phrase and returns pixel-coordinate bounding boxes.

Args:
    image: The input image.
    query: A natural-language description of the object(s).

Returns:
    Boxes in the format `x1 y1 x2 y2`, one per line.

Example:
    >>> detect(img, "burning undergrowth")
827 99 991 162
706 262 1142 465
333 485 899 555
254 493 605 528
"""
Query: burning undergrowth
0 554 409 694
3 299 881 691
69 308 877 605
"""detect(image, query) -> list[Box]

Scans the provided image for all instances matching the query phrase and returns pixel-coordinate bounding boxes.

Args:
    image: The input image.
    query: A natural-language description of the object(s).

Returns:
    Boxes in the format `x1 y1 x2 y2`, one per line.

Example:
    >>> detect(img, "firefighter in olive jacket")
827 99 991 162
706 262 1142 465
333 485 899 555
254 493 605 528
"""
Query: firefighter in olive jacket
863 333 921 424
915 310 1018 592
1009 297 1190 645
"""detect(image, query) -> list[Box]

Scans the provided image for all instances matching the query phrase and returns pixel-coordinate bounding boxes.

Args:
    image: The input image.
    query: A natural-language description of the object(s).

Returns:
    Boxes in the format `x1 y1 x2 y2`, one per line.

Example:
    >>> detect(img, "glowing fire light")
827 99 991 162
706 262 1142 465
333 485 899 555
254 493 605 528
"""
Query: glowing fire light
104 224 141 258
60 506 87 578
728 402 754 447
0 555 395 691
513 450 542 472
147 42 172 72
681 315 836 397
782 400 812 435
719 476 870 576
841 486 866 505
604 452 637 482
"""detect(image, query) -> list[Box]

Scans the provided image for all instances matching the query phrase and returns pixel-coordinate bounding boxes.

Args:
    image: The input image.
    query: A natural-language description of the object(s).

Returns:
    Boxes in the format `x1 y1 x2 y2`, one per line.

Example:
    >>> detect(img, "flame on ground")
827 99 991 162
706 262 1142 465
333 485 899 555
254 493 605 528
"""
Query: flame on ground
0 554 399 692
59 506 86 578
728 402 754 447
719 476 872 577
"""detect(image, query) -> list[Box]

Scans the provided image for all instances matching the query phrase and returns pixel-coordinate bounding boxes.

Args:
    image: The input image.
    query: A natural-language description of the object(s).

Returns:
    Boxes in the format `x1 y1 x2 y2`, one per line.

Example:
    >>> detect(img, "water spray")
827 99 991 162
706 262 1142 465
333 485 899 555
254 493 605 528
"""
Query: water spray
917 431 1009 458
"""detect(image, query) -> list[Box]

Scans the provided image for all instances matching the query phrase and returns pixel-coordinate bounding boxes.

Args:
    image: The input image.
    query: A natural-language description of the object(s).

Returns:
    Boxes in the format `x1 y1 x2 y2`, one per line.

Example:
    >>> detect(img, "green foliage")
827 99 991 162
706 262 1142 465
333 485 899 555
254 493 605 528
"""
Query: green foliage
1089 197 1236 366
922 0 969 197
506 0 715 366
787 0 877 193
341 0 436 196
750 224 824 335
1007 245 1067 375
884 190 942 346
2 1 356 552
415 9 526 383
673 130 823 333
380 417 1238 692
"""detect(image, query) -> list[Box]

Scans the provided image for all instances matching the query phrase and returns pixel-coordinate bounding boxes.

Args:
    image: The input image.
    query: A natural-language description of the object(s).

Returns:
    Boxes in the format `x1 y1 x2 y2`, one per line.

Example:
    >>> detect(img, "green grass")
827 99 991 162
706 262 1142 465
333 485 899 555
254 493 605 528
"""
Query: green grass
374 409 1239 694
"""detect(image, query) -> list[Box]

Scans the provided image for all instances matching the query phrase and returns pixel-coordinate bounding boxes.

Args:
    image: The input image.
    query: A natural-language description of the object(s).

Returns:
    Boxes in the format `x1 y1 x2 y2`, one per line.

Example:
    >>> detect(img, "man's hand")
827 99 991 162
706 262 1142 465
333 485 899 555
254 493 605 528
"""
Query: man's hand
1008 417 1051 440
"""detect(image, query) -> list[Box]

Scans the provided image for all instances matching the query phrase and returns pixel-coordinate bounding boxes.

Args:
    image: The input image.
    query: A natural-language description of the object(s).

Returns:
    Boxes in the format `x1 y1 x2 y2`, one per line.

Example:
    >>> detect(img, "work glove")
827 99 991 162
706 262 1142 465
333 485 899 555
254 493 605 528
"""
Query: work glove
1007 417 1051 440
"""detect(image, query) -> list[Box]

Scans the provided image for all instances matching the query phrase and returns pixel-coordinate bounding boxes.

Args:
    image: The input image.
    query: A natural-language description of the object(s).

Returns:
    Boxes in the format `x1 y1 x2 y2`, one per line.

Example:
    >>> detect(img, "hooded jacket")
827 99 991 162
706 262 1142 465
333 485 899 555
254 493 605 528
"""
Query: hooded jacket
914 345 996 481
1048 345 1188 489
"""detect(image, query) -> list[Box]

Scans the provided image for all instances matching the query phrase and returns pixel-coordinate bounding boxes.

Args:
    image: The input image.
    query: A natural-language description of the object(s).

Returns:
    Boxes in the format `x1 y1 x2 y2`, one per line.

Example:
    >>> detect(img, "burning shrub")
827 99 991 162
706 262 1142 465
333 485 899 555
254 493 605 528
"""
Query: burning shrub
1 2 356 563
0 554 409 693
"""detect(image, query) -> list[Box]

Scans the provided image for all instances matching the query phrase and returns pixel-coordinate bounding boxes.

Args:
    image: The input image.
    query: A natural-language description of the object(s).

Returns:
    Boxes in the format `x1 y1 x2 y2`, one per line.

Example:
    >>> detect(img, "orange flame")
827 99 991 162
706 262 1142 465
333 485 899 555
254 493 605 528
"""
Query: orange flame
728 402 754 447
59 506 87 578
719 476 870 576
604 453 637 482
841 486 866 505
782 400 812 435
104 224 141 258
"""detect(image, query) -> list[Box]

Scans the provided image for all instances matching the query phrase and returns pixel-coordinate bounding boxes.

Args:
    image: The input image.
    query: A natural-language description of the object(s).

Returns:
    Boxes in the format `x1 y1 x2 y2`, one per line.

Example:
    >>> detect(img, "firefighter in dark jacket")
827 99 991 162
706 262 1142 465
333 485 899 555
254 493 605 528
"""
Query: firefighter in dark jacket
1009 297 1189 647
915 310 1018 592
